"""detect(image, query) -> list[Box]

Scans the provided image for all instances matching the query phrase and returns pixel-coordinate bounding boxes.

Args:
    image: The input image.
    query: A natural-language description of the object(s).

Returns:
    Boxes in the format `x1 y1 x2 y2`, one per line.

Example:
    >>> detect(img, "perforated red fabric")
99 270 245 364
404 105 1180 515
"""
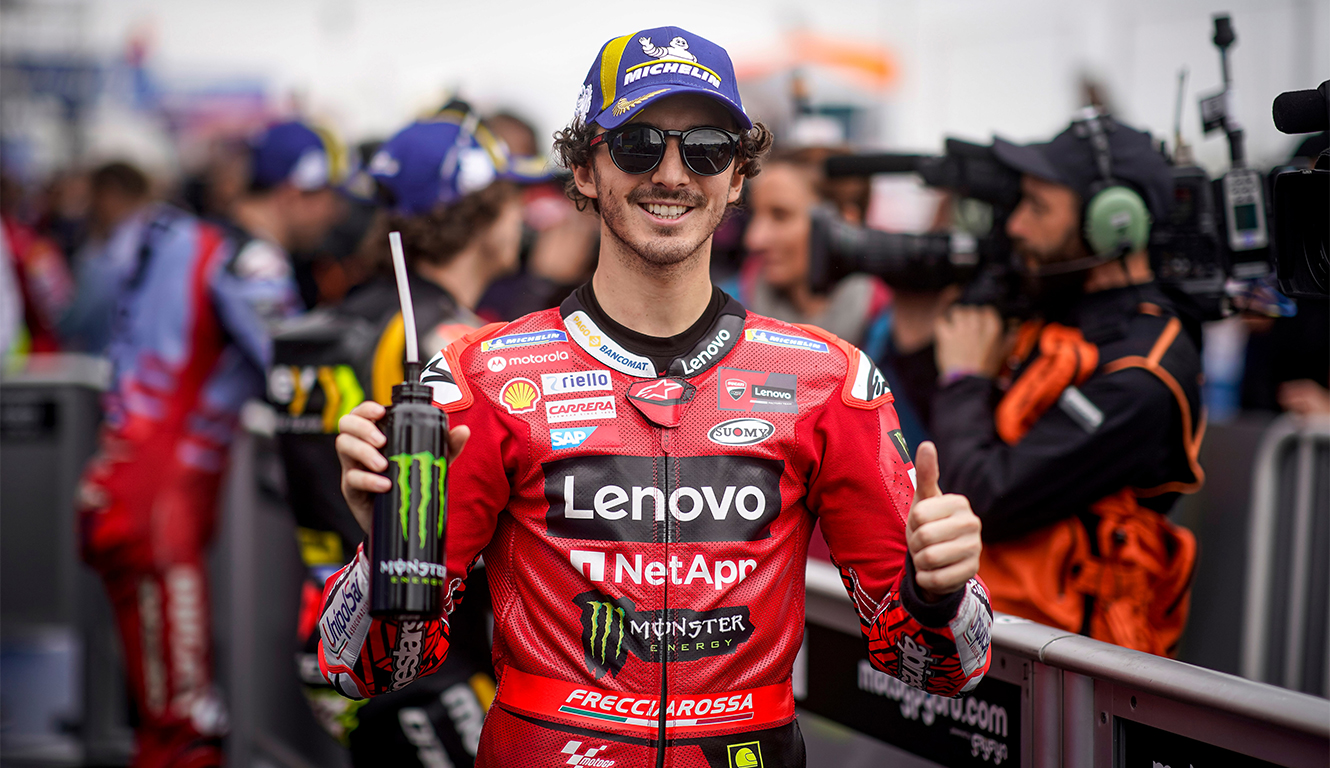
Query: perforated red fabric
319 298 992 766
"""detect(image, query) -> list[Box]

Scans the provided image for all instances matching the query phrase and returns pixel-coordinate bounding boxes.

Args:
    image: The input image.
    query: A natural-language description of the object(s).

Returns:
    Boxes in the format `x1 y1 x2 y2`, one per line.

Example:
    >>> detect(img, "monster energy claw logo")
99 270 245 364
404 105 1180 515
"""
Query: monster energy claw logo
573 590 755 679
388 452 448 547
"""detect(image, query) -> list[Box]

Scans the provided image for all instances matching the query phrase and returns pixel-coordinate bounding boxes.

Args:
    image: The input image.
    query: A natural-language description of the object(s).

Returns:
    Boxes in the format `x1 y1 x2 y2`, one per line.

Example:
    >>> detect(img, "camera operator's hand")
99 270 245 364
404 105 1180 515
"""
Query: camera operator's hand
907 441 982 601
935 304 1006 380
336 400 471 534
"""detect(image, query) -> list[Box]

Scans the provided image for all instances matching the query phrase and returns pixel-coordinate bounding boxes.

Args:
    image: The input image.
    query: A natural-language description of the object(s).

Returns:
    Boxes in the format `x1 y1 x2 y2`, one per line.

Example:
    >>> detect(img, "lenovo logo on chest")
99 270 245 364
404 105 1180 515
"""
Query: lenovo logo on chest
543 455 783 542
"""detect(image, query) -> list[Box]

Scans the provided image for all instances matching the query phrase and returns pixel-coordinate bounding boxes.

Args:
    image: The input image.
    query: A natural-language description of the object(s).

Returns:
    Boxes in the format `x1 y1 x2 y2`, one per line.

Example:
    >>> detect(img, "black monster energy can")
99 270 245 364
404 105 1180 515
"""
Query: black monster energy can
369 369 449 618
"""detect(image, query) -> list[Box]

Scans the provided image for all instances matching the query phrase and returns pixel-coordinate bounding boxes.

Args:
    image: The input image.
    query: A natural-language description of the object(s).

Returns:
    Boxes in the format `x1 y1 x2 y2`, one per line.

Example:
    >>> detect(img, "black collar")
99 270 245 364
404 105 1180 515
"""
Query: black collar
560 283 747 378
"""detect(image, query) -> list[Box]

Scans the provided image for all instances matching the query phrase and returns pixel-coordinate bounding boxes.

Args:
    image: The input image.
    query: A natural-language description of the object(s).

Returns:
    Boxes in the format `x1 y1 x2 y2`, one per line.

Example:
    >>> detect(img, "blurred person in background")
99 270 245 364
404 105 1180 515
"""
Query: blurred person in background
1239 132 1330 418
36 167 91 262
59 161 155 353
0 172 75 355
269 105 546 765
735 147 889 350
931 113 1202 657
478 109 600 321
76 120 342 768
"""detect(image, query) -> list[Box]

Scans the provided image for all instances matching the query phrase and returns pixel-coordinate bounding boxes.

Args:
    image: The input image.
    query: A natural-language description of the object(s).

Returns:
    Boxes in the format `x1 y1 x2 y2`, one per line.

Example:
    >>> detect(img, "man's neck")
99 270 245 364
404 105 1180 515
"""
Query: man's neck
1083 250 1153 293
590 230 715 338
414 245 488 310
230 197 289 251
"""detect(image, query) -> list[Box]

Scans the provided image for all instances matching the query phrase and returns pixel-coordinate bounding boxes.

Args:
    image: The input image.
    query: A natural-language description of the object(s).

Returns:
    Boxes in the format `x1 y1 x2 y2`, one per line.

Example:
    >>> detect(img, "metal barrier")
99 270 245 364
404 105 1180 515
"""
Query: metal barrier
1242 413 1330 696
801 559 1330 767
0 354 133 764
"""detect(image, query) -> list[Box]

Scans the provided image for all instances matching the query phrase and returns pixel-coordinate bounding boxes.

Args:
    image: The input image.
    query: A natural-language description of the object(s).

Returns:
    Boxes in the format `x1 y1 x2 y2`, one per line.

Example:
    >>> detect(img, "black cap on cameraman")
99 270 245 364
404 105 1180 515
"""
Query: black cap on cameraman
992 117 1173 221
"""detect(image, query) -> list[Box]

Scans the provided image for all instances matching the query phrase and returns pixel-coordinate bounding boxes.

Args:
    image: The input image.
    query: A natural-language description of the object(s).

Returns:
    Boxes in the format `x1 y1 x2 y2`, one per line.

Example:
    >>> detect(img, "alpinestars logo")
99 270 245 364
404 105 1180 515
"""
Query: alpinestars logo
562 740 614 767
392 621 425 691
388 453 446 546
575 591 755 679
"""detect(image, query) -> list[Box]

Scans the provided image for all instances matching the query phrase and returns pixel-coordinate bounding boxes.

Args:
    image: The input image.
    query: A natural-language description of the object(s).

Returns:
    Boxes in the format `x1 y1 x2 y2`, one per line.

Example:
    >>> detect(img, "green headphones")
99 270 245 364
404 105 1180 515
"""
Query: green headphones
1077 112 1152 259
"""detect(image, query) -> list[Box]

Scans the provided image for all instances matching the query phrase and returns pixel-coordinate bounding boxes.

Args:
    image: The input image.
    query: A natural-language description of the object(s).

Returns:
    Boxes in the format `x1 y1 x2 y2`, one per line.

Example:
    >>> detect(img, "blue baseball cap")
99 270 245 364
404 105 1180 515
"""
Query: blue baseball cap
366 107 551 217
575 26 752 131
249 121 345 191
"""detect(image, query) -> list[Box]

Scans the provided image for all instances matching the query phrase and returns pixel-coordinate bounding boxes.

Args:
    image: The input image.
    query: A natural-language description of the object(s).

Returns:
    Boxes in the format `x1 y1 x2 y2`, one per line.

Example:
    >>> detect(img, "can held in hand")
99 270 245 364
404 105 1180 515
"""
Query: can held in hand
369 378 448 618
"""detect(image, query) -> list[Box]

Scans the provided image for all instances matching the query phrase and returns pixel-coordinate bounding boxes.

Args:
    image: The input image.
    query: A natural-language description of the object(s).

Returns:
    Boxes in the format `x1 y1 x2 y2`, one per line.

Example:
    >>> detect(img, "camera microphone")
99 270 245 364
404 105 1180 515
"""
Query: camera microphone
1272 81 1329 134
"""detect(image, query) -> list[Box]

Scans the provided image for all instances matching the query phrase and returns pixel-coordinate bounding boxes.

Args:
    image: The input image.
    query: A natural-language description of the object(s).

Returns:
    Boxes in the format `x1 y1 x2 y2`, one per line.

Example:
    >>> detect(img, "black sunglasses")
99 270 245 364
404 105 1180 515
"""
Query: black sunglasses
589 124 742 177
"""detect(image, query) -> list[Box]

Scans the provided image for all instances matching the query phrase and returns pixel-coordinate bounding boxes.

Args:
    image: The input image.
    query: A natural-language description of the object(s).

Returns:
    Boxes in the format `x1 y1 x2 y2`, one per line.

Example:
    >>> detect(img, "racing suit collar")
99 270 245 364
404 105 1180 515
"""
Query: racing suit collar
560 283 747 378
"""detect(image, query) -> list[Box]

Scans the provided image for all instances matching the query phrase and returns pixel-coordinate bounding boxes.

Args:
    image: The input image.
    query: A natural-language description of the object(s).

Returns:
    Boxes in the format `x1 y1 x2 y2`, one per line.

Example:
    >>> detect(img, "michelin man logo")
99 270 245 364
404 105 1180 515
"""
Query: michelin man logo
639 35 696 62
574 83 594 124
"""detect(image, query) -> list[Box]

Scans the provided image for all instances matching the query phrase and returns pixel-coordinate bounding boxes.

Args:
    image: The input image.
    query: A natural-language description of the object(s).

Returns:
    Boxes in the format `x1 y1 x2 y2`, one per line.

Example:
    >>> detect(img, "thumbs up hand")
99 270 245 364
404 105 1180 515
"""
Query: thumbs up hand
906 441 983 602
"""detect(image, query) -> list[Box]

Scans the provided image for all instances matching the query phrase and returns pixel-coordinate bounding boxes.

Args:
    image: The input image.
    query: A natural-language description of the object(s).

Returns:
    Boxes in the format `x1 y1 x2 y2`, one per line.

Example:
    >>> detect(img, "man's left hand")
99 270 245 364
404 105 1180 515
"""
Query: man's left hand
906 441 982 601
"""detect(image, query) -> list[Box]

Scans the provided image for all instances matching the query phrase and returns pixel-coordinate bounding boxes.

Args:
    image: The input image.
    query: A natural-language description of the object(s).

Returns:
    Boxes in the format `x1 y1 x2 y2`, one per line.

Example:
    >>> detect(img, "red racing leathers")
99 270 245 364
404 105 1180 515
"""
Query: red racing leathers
318 292 992 767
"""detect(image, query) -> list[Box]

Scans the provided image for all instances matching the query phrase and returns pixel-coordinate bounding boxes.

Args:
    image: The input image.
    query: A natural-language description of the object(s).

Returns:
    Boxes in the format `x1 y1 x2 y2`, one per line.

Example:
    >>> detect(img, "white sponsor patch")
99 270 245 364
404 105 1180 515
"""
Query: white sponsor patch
232 239 291 281
949 579 994 680
850 350 890 403
542 369 613 396
708 418 775 446
744 328 829 353
565 311 654 376
421 351 462 407
546 395 617 424
320 551 372 667
1058 385 1103 433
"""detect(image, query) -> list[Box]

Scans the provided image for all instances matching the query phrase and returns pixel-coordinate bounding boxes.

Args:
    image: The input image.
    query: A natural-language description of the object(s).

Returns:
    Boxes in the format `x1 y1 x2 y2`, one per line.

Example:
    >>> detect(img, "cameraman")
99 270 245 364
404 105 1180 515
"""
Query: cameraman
932 114 1201 656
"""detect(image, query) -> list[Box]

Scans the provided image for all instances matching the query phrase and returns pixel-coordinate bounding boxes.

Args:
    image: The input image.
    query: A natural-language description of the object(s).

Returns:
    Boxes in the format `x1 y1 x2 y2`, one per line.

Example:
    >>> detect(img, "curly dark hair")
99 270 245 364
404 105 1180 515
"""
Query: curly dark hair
357 181 518 271
552 119 775 213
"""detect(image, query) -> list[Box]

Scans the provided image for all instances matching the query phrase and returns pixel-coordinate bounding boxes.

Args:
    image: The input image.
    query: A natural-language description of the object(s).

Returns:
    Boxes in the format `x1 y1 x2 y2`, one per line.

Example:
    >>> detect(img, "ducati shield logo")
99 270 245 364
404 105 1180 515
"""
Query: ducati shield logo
725 379 746 401
500 378 541 414
709 419 775 447
716 367 798 414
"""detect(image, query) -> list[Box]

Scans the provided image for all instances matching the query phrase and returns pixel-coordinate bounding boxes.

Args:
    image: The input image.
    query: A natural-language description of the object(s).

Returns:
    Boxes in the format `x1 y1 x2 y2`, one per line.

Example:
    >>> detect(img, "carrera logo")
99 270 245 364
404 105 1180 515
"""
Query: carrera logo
479 330 567 352
573 590 755 679
547 396 616 424
541 370 612 396
708 419 775 446
500 378 541 414
716 367 798 414
543 455 783 542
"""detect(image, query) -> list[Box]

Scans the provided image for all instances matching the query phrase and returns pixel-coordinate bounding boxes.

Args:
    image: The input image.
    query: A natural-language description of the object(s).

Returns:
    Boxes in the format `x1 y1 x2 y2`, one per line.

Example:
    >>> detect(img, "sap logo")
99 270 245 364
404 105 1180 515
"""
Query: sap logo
708 419 775 447
479 330 567 352
552 427 598 450
544 455 782 543
541 370 612 396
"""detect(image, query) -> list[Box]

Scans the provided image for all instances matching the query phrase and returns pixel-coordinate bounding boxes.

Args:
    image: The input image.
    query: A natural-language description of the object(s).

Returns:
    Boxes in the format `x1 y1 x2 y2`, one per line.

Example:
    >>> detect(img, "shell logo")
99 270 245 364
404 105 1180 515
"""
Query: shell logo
500 378 541 414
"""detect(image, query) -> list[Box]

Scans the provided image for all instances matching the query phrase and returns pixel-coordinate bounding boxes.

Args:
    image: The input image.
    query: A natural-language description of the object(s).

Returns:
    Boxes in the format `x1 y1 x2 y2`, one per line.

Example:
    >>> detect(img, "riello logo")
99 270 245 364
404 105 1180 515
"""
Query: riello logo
388 452 447 546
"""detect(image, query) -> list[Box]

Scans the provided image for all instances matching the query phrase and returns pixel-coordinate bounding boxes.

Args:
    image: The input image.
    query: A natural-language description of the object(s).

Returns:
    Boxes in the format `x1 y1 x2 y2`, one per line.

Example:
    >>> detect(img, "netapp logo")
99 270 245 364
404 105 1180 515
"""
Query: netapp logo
543 455 783 542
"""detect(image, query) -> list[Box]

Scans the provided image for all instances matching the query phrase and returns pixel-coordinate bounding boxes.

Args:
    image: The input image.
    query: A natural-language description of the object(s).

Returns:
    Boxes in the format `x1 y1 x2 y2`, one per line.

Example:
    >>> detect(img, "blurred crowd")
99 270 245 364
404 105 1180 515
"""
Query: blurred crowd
1 79 1326 767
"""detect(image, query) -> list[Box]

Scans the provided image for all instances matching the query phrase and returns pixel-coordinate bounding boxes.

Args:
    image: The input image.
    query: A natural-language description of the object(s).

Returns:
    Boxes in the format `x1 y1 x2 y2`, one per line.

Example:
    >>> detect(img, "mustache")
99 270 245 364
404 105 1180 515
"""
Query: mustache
626 187 706 208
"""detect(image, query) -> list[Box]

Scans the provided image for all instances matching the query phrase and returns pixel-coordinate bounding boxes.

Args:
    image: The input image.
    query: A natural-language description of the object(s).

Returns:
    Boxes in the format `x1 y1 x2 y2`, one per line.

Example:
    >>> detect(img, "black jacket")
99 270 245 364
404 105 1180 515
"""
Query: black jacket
932 283 1203 541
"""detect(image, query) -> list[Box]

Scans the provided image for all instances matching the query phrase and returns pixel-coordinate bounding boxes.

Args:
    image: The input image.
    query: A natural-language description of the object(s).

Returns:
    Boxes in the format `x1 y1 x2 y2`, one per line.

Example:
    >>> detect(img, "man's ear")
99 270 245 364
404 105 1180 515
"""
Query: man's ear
726 168 744 205
573 161 599 202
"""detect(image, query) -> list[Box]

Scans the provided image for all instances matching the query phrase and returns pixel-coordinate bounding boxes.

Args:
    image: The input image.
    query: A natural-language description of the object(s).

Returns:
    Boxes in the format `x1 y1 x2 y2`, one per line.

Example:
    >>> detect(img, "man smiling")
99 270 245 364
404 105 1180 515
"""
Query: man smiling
321 27 992 766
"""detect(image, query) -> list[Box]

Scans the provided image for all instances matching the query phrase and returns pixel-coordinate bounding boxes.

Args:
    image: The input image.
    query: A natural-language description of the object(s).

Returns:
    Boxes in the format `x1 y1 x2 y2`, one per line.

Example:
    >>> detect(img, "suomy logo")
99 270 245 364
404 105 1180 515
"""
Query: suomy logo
543 455 782 543
708 419 775 447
